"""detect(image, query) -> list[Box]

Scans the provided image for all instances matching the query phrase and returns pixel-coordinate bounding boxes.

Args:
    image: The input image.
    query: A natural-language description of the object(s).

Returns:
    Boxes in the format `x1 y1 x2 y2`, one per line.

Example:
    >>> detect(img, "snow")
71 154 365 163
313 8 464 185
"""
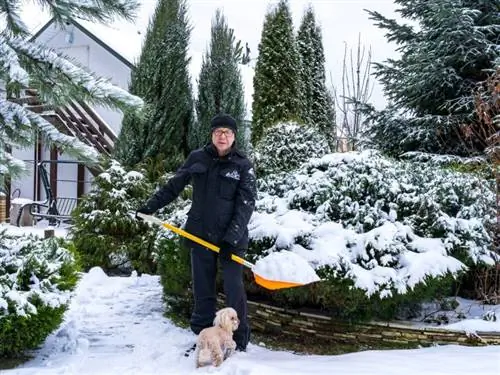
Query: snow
0 223 69 239
253 251 321 284
1 266 499 375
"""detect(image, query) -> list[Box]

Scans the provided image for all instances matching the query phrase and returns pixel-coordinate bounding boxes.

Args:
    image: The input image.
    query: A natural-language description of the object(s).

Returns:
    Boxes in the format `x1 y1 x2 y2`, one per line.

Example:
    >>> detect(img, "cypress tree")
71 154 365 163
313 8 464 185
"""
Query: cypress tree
114 0 169 166
297 6 335 144
251 0 302 146
115 0 194 170
193 9 246 150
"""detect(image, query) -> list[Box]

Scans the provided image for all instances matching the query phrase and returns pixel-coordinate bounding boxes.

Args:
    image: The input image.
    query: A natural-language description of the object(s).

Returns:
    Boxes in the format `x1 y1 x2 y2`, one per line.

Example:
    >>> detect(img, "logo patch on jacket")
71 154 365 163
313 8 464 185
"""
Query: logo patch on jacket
225 170 240 181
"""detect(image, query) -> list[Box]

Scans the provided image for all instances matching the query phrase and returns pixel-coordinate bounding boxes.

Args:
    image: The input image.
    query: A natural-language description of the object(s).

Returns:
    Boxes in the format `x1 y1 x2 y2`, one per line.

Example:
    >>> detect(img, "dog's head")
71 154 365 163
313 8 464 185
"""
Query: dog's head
213 307 239 332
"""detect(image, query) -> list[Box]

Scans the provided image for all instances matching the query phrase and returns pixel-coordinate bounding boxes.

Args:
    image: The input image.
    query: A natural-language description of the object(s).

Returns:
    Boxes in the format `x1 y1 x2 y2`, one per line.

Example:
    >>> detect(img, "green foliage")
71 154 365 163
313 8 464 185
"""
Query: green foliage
0 231 79 357
296 6 335 143
70 160 160 274
157 237 193 320
113 108 148 167
193 9 247 151
251 0 302 145
0 301 66 358
253 122 331 176
365 0 499 156
114 0 194 170
246 264 455 322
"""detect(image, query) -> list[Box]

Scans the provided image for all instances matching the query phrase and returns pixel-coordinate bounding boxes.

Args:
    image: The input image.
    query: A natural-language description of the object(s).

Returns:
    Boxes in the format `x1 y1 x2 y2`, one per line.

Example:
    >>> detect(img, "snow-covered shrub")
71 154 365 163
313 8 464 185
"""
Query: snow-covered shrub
71 159 192 276
247 150 496 319
71 160 159 274
0 230 78 357
253 122 331 176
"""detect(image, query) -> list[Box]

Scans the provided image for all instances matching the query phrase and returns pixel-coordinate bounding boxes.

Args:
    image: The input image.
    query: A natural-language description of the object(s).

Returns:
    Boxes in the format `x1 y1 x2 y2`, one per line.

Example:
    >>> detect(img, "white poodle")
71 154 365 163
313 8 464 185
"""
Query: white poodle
196 307 240 368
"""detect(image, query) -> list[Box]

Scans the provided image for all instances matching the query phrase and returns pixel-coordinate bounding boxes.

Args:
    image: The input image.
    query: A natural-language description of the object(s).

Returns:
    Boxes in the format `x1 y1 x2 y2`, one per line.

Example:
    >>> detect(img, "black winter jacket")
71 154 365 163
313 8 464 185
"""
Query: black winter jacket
144 144 257 249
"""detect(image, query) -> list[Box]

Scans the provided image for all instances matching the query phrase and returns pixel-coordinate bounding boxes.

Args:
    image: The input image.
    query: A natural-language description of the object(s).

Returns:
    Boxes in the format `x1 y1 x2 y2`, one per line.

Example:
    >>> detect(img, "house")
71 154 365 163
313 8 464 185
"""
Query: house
6 13 148 216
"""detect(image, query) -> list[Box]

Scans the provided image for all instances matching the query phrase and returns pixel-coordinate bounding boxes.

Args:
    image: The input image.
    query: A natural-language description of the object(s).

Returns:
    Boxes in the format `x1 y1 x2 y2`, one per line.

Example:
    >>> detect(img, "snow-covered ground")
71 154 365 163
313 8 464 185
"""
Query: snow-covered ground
0 267 497 375
1 223 500 375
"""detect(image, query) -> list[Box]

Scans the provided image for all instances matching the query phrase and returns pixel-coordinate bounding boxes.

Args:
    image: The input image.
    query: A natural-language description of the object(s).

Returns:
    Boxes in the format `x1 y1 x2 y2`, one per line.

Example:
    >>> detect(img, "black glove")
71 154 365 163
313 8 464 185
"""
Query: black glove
135 205 156 220
218 241 234 261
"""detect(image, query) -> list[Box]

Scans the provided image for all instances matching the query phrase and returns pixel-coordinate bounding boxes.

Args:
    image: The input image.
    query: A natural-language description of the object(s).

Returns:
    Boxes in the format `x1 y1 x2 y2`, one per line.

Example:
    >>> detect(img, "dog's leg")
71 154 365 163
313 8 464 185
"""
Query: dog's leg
211 345 224 367
197 341 211 368
223 339 237 359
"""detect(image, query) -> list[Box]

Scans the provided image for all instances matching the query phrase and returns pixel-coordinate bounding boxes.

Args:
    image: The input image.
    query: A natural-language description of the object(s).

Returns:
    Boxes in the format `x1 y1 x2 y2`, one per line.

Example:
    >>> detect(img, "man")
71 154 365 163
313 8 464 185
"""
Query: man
136 113 256 353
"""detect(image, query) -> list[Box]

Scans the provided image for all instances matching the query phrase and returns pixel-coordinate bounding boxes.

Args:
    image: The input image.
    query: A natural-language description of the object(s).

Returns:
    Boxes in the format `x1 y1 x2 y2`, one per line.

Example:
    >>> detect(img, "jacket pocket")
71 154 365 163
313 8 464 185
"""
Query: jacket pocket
219 168 239 200
189 162 207 175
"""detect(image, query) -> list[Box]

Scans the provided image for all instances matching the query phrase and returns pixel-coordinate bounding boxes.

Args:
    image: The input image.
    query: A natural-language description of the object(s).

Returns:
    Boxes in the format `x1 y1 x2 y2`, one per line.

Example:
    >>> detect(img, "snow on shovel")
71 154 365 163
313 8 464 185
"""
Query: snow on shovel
137 213 320 290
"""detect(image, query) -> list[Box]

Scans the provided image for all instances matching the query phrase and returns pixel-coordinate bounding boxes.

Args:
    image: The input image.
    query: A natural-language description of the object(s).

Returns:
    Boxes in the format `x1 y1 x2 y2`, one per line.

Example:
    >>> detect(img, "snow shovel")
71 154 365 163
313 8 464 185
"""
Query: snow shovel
136 212 306 291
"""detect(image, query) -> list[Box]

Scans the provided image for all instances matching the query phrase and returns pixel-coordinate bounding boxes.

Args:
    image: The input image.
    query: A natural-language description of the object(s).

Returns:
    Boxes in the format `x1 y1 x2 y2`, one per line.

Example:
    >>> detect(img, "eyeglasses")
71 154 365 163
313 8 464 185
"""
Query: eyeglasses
213 128 235 137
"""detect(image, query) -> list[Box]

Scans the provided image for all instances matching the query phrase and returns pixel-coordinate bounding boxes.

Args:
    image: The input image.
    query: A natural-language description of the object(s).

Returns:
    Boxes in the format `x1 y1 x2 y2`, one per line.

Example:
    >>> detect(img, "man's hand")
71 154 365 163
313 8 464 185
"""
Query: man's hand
218 241 234 261
135 205 155 220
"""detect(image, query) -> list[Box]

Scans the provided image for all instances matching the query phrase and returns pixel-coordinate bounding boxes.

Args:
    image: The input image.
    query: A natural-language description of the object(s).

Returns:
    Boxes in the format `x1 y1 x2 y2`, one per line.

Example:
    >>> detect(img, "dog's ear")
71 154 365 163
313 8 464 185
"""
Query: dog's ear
213 309 224 327
213 310 220 327
214 308 234 329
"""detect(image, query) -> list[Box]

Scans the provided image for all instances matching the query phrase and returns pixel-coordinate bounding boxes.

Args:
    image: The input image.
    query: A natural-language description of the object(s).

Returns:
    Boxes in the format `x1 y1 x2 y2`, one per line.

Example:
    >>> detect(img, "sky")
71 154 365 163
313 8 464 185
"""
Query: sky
21 0 401 115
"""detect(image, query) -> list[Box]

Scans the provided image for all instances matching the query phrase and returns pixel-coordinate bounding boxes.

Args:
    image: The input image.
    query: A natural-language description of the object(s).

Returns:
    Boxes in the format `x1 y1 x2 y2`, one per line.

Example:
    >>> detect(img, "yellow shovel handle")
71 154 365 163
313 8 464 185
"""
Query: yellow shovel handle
137 212 254 269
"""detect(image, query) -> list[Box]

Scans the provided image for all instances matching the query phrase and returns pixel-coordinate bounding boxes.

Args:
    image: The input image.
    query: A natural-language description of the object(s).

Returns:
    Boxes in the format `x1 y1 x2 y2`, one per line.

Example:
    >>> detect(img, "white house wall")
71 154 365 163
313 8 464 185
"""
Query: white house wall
10 147 36 200
34 22 132 135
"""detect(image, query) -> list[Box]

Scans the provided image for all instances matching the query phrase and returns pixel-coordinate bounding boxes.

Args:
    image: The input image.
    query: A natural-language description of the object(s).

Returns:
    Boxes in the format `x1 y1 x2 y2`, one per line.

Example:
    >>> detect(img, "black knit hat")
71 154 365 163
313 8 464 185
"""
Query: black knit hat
210 114 238 133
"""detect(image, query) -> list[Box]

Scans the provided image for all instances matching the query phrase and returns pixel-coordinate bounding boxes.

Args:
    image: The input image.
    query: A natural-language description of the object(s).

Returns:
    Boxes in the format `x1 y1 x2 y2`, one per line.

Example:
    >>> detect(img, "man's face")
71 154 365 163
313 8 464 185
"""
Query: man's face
212 127 235 156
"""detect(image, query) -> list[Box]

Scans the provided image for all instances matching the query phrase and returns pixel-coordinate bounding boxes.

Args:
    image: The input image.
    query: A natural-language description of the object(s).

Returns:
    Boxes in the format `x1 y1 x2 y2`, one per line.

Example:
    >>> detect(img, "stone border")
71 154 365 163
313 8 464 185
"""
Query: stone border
242 299 500 348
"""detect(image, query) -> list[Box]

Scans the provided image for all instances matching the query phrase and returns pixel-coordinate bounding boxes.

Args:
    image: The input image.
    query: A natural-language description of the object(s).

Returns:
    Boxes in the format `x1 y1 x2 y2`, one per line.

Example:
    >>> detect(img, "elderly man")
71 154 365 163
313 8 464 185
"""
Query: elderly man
136 113 257 353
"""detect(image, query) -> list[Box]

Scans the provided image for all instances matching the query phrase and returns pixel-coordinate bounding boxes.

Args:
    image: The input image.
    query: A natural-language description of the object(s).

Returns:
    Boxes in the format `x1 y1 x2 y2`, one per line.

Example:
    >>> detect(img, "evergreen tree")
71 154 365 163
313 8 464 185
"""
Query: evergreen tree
114 0 170 166
365 0 499 156
251 0 302 146
115 0 193 170
0 0 142 184
297 6 335 143
193 9 246 150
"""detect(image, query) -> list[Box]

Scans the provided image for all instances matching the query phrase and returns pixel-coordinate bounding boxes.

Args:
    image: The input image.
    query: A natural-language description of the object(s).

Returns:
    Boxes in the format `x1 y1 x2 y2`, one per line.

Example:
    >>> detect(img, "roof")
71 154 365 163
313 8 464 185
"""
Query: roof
31 18 134 69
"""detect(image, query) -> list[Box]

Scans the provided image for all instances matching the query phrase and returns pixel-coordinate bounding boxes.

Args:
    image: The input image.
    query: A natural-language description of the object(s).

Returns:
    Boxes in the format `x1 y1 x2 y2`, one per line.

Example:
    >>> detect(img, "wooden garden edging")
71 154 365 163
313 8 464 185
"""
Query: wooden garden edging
231 298 500 348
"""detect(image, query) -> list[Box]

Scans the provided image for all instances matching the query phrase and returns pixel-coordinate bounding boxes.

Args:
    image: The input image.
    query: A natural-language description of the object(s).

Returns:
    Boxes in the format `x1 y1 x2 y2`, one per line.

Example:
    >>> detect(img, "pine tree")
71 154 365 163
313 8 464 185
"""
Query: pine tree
365 0 499 156
297 6 335 145
115 0 193 170
193 9 246 150
251 0 302 146
0 0 142 184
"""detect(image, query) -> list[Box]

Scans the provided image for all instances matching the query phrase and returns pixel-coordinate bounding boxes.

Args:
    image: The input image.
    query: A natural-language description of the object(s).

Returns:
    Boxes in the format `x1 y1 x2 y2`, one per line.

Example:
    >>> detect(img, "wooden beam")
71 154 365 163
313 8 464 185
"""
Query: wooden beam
68 103 115 154
77 164 85 198
77 101 118 143
5 145 11 220
35 134 42 201
50 147 58 199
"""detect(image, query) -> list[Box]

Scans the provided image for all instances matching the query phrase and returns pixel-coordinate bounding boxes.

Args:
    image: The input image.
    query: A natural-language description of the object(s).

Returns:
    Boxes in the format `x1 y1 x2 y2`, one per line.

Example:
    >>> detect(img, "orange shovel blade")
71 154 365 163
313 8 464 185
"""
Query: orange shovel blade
253 273 306 290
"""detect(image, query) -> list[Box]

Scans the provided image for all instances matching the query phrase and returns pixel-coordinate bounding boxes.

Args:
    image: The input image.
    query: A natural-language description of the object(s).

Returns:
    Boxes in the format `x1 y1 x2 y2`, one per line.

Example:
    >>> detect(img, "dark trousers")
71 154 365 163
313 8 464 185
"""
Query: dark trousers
189 243 250 349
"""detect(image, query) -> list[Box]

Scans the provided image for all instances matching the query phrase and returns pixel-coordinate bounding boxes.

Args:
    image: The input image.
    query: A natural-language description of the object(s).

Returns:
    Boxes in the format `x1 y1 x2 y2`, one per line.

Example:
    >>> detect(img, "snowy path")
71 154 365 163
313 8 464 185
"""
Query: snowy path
3 268 499 375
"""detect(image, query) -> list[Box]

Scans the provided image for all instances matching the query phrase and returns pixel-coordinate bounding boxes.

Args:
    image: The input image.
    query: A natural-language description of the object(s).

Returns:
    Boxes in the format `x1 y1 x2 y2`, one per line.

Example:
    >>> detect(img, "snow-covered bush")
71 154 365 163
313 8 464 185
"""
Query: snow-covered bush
71 160 192 275
0 230 78 357
247 150 496 319
71 160 158 274
253 122 331 176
